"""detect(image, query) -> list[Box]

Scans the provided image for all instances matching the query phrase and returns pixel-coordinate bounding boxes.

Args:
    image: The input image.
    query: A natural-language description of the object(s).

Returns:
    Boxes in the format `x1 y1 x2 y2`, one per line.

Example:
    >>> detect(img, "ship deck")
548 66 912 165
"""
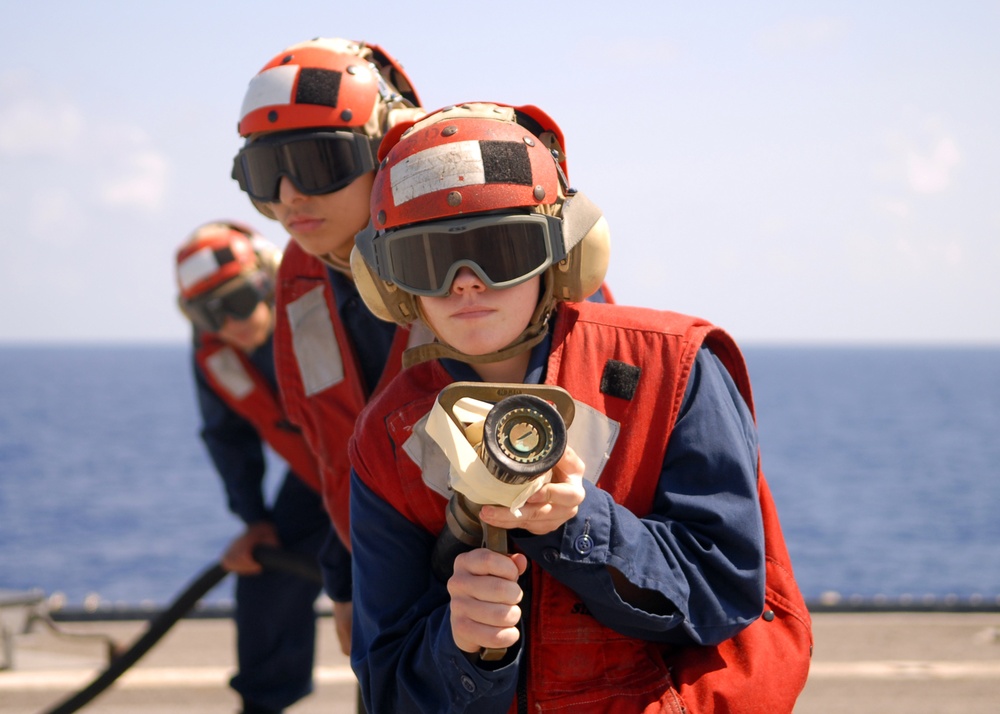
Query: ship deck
1 611 999 713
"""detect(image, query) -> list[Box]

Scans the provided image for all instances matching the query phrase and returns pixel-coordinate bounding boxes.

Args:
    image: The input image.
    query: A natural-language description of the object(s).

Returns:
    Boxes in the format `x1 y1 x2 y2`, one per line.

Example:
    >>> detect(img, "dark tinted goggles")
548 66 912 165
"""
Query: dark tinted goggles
374 214 567 297
182 276 270 333
232 131 378 202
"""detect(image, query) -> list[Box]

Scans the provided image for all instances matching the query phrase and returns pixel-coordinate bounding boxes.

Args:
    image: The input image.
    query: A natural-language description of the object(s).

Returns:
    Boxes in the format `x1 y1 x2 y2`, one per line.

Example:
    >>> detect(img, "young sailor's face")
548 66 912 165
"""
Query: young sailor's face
416 268 540 357
267 171 375 261
217 301 272 352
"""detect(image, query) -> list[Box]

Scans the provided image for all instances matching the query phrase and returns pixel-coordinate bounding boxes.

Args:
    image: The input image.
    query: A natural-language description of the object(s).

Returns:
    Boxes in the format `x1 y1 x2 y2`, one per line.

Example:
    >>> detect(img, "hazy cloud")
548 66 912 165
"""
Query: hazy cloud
893 233 964 271
874 198 911 219
0 74 84 157
905 134 960 194
581 38 679 68
0 72 170 214
877 118 961 196
27 188 87 243
98 145 170 212
756 17 848 54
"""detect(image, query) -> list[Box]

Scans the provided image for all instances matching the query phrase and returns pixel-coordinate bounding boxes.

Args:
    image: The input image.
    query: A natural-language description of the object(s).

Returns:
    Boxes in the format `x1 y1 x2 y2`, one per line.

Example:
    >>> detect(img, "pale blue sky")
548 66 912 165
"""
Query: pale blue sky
2 1 998 344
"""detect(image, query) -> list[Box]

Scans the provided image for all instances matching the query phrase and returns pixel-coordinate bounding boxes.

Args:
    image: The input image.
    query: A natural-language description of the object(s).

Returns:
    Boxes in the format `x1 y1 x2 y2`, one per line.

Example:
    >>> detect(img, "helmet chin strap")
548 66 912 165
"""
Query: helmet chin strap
316 250 354 277
402 275 557 369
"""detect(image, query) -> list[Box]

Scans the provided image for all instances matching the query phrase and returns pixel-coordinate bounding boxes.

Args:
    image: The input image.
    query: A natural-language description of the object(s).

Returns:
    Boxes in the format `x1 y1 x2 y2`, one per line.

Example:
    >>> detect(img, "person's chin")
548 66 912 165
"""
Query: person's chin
291 233 335 257
458 339 507 357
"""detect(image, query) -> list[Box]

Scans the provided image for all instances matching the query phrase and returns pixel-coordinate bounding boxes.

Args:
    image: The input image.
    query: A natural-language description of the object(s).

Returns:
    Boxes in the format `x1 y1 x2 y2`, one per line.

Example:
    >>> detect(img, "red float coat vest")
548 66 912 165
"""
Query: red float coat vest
195 335 321 493
351 301 813 713
272 239 418 547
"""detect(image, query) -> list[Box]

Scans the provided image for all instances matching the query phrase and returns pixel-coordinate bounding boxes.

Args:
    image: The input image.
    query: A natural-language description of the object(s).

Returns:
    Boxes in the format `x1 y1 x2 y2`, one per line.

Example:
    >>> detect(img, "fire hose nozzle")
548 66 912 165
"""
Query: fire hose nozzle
479 393 568 485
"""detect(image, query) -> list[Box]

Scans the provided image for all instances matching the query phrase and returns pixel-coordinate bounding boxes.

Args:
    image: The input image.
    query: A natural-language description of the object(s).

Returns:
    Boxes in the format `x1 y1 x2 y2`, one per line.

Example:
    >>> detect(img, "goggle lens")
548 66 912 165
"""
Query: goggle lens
185 280 266 333
233 132 376 202
380 215 563 296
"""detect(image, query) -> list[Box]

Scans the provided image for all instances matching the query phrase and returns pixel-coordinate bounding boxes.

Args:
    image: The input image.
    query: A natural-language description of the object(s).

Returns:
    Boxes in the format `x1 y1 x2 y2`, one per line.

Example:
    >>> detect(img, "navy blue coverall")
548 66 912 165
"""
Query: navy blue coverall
193 331 330 712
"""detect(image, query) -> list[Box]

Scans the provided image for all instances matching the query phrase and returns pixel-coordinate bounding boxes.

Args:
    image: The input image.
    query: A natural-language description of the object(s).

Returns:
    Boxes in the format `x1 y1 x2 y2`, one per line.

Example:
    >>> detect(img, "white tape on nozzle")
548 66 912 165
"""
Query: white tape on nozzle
425 395 551 515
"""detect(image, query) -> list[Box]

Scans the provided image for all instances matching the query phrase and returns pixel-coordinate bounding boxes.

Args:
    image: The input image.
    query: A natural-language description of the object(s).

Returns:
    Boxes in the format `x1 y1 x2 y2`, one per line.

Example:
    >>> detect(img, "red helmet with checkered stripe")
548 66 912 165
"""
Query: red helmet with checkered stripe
371 104 563 232
352 103 610 347
237 37 421 138
175 222 263 300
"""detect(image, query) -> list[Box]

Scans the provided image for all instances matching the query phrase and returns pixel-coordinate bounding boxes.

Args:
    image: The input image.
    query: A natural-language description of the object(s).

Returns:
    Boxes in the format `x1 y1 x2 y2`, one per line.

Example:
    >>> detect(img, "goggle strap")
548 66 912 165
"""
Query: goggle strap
366 135 381 164
559 191 602 252
355 220 380 270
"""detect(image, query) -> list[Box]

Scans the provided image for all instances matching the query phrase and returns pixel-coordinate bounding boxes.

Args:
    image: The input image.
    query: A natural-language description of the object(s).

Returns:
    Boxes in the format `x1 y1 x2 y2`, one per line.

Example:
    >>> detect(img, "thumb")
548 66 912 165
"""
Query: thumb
510 552 529 576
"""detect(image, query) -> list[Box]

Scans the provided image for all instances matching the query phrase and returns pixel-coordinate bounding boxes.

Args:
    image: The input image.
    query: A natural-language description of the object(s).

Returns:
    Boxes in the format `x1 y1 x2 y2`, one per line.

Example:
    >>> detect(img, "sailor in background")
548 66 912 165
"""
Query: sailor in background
175 221 329 714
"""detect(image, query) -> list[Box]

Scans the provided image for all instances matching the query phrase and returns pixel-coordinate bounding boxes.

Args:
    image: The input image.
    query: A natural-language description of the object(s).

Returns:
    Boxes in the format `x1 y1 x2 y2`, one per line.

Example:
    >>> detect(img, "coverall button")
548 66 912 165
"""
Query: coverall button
574 533 594 555
542 548 559 563
762 609 775 622
460 674 476 692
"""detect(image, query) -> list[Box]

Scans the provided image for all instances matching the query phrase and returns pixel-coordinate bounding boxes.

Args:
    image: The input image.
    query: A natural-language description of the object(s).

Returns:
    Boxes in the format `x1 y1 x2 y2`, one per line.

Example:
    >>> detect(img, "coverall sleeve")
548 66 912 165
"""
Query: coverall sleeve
351 470 520 714
319 528 353 603
513 345 766 646
193 354 269 524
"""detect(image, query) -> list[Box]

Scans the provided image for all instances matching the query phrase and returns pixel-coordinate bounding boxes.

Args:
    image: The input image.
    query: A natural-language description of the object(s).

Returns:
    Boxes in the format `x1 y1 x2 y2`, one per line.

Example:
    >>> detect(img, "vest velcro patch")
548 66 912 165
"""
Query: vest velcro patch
286 284 344 395
600 360 640 400
205 347 254 400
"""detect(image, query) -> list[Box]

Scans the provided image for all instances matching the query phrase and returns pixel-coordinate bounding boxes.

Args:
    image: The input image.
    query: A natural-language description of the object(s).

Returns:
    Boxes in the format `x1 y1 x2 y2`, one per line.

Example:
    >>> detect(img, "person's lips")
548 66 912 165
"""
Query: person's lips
285 214 324 234
451 302 494 319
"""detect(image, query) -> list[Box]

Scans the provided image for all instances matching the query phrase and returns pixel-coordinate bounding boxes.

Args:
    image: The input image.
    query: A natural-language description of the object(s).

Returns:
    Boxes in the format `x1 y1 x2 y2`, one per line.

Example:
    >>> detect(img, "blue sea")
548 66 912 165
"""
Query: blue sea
2 344 999 609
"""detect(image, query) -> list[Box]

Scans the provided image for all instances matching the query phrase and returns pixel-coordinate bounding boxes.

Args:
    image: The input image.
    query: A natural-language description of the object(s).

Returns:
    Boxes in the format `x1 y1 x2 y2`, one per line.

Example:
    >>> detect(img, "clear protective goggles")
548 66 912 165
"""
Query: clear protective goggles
232 130 379 202
181 274 270 333
373 213 568 297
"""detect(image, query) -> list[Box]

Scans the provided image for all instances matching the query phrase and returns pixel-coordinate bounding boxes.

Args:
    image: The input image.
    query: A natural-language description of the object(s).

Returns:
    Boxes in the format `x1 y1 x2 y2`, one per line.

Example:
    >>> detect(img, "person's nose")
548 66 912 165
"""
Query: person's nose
449 266 486 294
219 314 245 331
277 176 307 205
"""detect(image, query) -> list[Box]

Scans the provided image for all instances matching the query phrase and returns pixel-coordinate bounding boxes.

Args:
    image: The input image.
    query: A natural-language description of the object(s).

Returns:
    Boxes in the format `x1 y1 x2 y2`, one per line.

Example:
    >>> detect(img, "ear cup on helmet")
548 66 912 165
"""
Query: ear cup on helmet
565 215 610 301
549 192 610 302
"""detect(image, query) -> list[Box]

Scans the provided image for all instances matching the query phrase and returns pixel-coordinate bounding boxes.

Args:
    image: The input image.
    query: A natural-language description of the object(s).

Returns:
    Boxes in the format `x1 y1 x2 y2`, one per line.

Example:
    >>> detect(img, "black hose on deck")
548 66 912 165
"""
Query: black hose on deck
252 544 324 584
40 562 227 714
40 547 322 714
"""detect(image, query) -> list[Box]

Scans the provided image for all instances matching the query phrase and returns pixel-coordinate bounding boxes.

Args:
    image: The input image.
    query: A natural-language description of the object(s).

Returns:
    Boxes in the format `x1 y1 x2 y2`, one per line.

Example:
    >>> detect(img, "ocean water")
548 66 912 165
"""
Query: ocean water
747 346 1000 603
1 344 999 608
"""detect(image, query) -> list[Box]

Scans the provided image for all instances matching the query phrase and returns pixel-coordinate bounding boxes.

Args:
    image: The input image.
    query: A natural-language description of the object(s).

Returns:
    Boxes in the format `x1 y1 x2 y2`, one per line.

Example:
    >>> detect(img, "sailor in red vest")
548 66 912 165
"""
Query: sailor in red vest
175 221 330 714
346 104 813 713
230 38 427 657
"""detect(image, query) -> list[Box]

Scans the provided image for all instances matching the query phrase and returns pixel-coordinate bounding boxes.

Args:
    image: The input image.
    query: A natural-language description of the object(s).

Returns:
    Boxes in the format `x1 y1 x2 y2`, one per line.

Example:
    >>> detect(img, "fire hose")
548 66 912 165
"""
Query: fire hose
427 382 574 661
40 545 321 714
